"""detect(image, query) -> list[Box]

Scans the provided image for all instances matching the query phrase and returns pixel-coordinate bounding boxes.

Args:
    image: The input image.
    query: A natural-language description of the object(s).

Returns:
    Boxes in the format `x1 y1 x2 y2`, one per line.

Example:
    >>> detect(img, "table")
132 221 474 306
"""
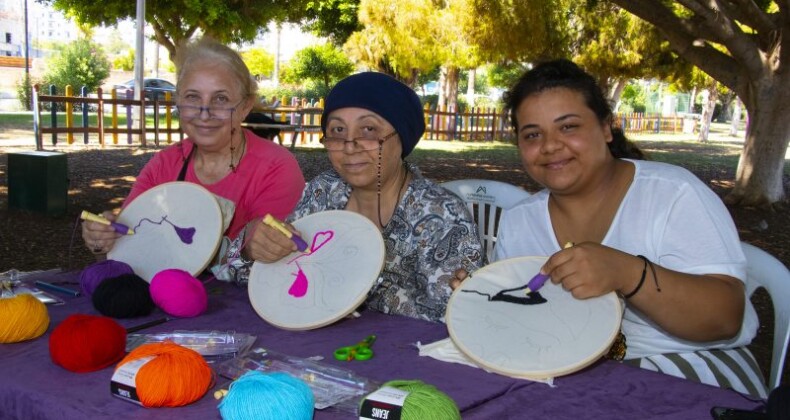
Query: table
0 270 763 420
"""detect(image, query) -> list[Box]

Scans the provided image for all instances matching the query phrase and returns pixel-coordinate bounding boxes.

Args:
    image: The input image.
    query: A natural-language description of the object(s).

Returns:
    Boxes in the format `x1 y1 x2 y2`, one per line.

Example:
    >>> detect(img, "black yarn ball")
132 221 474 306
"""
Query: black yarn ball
91 274 155 318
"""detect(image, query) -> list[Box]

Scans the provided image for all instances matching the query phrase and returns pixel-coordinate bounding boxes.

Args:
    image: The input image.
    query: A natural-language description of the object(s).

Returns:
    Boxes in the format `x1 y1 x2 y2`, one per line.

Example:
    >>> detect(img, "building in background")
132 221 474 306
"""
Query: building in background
0 0 78 58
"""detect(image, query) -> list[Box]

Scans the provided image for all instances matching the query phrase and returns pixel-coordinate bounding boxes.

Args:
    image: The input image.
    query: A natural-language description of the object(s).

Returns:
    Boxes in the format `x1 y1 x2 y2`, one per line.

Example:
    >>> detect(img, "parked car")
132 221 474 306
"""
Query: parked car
114 78 176 101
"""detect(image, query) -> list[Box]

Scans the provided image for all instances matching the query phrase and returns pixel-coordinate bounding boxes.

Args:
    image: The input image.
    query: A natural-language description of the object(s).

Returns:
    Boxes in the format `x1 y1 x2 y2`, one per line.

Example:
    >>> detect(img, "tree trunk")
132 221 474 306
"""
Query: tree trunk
466 68 476 109
439 65 460 111
728 85 790 206
697 82 718 143
438 69 446 109
609 79 627 112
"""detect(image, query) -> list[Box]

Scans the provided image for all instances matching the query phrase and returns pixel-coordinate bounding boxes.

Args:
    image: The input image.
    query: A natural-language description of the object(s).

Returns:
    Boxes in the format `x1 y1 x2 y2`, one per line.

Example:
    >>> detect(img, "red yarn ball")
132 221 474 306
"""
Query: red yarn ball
49 314 127 373
149 269 208 318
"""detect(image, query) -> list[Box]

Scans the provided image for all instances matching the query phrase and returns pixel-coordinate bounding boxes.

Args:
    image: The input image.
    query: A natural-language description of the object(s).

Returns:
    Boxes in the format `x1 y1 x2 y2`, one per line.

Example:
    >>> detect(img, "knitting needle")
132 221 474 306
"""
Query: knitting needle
126 317 169 333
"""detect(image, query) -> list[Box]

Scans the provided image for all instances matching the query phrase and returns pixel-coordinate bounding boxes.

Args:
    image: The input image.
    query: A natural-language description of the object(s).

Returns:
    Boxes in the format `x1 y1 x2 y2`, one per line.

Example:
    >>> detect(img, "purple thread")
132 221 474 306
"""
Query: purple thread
133 216 196 244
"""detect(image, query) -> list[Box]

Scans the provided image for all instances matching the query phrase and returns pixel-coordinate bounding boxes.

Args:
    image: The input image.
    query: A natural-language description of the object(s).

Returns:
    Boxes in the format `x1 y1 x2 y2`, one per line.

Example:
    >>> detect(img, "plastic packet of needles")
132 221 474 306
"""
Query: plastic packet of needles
126 331 257 363
0 269 65 305
216 347 380 412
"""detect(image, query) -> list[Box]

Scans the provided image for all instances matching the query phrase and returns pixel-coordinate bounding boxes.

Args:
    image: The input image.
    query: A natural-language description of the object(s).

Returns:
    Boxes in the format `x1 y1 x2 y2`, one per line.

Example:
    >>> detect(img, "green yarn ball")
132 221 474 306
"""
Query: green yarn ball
380 380 461 420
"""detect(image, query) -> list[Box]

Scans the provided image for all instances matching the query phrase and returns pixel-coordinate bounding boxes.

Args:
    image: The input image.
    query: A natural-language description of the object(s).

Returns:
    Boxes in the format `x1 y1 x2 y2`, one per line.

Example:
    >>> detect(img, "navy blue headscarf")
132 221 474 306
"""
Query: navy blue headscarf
321 72 425 158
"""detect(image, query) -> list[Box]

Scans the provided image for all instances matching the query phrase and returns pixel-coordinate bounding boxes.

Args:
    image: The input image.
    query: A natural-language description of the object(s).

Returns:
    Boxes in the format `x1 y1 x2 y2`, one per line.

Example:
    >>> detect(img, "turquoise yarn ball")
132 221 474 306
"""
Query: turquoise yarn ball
218 371 314 420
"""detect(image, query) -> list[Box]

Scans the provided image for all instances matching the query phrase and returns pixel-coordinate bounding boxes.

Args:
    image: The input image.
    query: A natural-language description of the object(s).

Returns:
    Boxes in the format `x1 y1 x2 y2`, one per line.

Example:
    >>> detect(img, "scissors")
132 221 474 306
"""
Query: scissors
334 335 376 361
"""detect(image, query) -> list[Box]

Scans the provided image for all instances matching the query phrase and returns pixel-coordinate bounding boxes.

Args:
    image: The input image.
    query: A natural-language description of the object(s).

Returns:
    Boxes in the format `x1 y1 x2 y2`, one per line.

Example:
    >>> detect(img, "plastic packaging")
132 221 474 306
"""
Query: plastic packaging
216 347 380 412
126 330 256 363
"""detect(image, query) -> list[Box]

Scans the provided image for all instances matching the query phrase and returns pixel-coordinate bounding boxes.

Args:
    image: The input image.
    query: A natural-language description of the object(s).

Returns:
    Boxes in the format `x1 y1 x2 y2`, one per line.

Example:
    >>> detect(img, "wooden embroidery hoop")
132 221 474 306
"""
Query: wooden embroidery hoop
107 181 223 282
446 256 623 380
248 210 385 330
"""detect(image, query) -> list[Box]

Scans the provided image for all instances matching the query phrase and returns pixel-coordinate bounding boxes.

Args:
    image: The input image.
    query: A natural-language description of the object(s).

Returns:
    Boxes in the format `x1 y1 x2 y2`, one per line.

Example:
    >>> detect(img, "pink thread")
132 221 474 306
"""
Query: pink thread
285 230 335 298
288 262 309 298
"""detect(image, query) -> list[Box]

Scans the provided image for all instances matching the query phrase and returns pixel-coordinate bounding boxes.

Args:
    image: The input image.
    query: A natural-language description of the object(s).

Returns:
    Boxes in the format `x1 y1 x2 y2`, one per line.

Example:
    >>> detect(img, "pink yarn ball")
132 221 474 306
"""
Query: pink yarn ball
149 269 208 318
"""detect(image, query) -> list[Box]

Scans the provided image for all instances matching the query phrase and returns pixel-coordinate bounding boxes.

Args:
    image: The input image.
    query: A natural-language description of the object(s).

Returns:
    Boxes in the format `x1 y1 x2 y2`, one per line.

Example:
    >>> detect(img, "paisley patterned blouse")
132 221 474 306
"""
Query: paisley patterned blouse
226 163 484 322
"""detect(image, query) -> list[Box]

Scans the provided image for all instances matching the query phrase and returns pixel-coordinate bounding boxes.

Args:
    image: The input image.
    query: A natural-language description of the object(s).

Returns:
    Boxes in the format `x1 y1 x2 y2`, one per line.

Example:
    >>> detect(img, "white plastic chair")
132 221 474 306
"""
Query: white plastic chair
741 241 790 390
440 179 531 260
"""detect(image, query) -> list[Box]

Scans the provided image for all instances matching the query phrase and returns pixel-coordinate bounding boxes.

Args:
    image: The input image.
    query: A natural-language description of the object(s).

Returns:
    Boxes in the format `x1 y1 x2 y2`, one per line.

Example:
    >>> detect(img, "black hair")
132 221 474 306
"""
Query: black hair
502 59 645 160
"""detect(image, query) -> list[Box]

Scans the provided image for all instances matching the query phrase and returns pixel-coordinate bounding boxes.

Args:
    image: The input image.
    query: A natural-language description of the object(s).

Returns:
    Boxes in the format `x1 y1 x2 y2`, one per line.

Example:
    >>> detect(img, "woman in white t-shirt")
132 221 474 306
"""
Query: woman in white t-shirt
453 59 766 398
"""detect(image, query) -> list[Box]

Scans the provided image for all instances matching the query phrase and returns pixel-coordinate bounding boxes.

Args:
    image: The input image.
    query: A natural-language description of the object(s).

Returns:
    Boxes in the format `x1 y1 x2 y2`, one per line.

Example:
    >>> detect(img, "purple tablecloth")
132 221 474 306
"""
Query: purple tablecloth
0 270 763 419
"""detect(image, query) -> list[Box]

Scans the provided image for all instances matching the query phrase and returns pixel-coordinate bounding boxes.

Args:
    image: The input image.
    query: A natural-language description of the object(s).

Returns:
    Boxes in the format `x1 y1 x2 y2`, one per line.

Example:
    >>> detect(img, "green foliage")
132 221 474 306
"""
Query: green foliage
458 69 490 95
571 2 692 87
242 48 275 80
620 83 646 113
416 66 441 88
302 0 362 45
466 0 569 63
258 84 326 104
43 0 312 64
103 29 130 56
487 63 530 90
15 74 36 111
282 44 354 92
42 38 111 93
112 49 135 71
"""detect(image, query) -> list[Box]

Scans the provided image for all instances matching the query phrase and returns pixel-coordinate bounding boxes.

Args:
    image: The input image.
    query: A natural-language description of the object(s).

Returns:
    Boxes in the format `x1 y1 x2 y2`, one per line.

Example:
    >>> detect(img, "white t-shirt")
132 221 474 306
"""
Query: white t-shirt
493 159 758 358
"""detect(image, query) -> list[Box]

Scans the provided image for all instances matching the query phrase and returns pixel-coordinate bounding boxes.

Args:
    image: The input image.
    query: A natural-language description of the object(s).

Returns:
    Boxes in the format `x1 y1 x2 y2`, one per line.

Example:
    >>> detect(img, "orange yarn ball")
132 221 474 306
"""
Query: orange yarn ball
49 314 127 372
115 341 213 408
0 294 49 343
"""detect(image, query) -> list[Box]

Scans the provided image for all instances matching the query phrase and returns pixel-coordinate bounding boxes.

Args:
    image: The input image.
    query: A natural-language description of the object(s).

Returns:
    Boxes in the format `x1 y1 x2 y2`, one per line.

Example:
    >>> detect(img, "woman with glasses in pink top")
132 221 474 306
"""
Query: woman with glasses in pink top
81 37 304 257
227 72 483 322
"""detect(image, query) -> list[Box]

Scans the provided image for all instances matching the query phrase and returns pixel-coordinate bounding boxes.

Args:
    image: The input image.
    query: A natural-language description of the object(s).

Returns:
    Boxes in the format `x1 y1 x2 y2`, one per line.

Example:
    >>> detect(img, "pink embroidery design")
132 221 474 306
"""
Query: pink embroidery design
286 230 334 298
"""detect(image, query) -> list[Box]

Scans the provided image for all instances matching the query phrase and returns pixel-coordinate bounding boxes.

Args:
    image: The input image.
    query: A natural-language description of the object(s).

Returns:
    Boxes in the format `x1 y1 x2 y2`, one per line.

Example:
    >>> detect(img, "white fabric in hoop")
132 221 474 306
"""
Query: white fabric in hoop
446 256 622 380
108 181 223 282
248 210 385 330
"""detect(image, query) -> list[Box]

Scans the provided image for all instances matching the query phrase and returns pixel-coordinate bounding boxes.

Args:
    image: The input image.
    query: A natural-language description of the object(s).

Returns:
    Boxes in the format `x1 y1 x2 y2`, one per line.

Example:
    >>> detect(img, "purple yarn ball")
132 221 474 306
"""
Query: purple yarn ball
79 260 135 296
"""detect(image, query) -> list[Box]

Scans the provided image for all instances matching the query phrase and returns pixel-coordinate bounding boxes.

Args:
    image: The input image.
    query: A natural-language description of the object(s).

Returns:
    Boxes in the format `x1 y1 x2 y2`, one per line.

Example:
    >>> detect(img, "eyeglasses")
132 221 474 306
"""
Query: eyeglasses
321 131 398 152
176 99 244 120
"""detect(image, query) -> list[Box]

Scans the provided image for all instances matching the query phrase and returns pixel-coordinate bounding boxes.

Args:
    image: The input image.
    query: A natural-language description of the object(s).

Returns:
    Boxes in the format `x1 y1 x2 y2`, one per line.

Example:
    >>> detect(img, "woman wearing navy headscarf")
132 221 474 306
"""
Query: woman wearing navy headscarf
229 72 484 322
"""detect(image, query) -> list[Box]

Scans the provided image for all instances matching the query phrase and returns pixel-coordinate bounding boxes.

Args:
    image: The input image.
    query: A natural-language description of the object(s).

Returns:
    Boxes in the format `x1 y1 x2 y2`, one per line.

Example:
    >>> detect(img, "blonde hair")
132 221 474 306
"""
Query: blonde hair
175 37 257 101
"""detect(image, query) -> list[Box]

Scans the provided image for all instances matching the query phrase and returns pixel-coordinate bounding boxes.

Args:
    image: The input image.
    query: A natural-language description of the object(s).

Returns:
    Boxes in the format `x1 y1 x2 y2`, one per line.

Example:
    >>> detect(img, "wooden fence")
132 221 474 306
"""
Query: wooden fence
32 86 689 150
32 84 182 149
424 106 688 142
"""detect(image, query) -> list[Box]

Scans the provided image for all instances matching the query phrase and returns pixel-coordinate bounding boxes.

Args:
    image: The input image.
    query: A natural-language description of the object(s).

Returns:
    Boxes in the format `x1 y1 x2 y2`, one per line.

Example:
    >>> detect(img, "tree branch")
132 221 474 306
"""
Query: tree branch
721 0 776 34
609 0 769 93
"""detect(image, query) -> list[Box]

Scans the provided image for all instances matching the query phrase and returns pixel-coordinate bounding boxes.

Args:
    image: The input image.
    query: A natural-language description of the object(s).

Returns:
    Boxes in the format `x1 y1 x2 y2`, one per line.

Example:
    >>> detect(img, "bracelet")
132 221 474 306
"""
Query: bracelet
622 255 648 299
644 256 662 293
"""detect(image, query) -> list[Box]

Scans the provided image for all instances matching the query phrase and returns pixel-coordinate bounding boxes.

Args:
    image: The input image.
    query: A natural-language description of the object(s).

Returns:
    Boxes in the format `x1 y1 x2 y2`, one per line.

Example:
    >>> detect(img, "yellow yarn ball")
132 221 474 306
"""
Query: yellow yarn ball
0 294 50 343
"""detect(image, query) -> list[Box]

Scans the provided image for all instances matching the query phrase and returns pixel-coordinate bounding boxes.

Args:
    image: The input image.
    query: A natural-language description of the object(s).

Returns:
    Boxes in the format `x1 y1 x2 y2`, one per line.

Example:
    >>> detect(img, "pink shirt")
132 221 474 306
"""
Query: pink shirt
125 130 305 239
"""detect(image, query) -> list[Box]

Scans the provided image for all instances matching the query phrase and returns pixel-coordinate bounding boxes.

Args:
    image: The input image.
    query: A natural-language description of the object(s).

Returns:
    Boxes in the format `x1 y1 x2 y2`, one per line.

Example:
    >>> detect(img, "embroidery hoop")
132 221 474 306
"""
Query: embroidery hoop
107 181 223 282
248 210 385 330
446 256 622 380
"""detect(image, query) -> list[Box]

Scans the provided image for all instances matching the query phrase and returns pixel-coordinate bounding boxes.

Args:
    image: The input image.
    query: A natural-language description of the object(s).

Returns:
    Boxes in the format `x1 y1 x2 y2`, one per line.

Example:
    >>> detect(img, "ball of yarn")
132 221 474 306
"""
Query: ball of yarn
150 269 207 318
92 273 155 318
377 380 460 420
0 294 50 343
49 314 126 372
218 371 314 420
115 341 212 408
79 259 134 296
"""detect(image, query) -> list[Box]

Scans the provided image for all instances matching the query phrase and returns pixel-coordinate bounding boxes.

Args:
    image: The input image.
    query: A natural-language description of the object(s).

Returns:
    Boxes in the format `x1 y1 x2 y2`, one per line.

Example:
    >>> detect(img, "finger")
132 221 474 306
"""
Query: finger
453 268 468 281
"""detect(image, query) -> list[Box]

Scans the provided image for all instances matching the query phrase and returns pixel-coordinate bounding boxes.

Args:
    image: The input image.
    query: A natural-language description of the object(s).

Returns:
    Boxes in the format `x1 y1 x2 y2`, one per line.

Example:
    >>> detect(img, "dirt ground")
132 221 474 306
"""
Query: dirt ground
0 141 788 388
